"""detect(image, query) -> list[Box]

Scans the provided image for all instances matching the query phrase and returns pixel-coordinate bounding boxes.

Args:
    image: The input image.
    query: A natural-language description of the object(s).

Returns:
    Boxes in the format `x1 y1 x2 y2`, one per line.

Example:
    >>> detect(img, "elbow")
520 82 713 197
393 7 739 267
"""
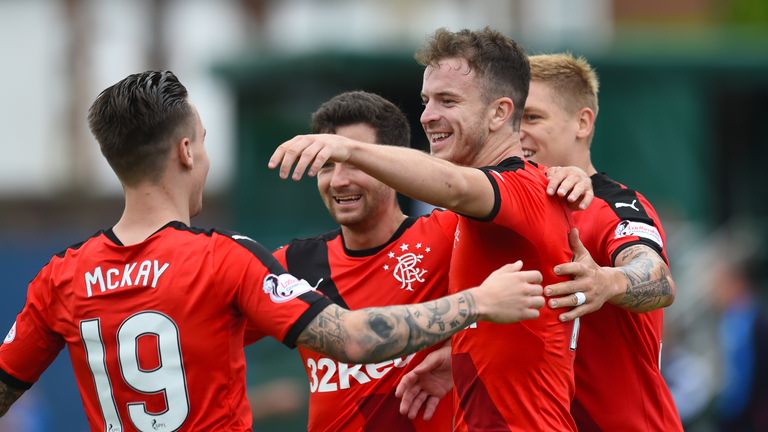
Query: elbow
661 272 676 308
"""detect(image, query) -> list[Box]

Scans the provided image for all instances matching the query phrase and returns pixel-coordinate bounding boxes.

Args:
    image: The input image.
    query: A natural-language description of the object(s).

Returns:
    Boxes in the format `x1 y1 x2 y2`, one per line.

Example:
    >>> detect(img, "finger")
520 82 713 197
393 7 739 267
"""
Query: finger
500 260 524 273
398 384 420 415
290 140 326 181
567 228 590 258
517 269 543 284
528 294 545 309
566 180 588 202
552 262 586 278
545 278 589 298
408 391 429 420
559 304 593 322
546 169 566 195
268 145 286 170
395 372 414 398
278 137 311 179
579 189 594 210
556 175 578 198
422 397 440 421
520 308 541 321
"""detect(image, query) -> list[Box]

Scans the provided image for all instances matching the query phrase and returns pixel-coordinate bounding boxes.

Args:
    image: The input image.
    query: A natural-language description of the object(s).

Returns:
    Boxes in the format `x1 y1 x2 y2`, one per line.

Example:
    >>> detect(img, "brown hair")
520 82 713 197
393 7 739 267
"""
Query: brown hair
415 27 530 131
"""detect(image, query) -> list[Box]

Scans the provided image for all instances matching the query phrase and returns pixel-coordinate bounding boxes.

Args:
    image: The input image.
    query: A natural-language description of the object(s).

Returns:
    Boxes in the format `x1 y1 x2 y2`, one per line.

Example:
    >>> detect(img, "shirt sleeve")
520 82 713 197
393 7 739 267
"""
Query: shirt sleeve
0 265 65 389
586 195 668 266
216 234 332 348
477 164 552 233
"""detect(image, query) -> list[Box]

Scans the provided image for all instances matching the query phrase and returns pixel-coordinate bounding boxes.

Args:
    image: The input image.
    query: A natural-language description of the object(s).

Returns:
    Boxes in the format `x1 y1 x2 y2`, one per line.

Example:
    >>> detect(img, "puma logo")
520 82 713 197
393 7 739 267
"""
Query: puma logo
615 199 639 211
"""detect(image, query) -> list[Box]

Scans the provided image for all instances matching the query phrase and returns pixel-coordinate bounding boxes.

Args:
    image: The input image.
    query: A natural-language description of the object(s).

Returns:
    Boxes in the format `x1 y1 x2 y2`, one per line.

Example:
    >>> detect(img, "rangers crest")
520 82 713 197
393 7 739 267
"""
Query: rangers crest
383 242 431 291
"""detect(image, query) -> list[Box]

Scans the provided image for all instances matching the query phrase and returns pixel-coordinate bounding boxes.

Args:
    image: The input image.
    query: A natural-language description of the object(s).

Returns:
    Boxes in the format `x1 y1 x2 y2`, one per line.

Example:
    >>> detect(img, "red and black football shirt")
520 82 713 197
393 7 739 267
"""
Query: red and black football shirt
0 221 331 431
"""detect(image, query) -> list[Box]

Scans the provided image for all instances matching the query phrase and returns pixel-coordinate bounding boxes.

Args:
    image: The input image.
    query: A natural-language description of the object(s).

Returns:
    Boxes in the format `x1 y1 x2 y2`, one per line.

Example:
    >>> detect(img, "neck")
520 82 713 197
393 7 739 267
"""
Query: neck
471 127 521 167
340 206 407 251
113 182 191 246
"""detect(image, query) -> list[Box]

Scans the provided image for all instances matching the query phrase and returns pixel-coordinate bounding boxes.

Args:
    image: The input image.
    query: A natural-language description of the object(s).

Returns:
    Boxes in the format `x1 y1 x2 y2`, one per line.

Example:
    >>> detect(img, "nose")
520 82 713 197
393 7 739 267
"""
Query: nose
329 164 351 189
420 100 440 126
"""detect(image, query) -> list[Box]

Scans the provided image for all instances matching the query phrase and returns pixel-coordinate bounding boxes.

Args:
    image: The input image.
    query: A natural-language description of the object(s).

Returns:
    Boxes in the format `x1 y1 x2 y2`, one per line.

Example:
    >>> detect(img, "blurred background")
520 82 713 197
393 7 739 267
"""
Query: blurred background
1 0 767 431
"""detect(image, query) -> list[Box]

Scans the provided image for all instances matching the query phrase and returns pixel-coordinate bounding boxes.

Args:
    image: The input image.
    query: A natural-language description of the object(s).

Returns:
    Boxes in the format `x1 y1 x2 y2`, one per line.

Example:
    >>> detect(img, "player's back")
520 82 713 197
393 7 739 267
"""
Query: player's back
449 157 576 431
1 221 327 432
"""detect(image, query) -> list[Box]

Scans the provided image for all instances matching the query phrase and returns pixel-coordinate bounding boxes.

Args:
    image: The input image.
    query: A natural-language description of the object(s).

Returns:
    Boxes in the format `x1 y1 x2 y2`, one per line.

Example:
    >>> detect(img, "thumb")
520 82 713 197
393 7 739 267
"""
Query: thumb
505 260 524 272
568 228 589 259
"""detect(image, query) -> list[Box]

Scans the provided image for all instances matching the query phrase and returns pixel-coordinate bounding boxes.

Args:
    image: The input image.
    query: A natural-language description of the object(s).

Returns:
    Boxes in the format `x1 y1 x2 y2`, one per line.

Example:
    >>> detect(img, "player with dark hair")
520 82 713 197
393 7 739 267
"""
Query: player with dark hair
248 90 458 431
269 28 591 431
0 71 549 431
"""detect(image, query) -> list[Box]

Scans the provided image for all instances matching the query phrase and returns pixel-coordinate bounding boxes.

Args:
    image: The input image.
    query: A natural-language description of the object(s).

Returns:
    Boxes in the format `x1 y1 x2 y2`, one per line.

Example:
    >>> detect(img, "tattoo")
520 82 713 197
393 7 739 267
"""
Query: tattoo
0 380 25 417
614 244 674 311
298 291 478 364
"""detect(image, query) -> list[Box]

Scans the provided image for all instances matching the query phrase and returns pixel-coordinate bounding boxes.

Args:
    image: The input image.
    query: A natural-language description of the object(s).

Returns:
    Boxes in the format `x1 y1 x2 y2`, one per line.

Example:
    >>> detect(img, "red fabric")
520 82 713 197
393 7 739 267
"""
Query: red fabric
256 211 459 432
571 176 682 431
0 223 327 431
450 158 577 432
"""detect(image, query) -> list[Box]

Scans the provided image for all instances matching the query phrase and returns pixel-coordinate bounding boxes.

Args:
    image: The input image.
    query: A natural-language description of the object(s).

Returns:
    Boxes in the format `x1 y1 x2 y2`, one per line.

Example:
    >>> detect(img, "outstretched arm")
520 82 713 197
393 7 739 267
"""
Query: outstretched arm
545 229 676 321
269 134 495 218
296 261 544 364
0 380 25 417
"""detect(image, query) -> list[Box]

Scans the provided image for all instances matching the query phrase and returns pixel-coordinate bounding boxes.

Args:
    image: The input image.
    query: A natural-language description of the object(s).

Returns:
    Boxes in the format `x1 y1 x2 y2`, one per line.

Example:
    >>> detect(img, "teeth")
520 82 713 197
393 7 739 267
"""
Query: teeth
334 195 361 203
522 149 534 158
431 133 450 141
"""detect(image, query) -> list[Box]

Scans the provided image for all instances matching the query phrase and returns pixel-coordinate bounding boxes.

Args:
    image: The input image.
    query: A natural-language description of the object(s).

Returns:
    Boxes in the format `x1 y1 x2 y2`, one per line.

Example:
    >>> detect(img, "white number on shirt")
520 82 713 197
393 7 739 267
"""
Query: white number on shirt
80 311 190 431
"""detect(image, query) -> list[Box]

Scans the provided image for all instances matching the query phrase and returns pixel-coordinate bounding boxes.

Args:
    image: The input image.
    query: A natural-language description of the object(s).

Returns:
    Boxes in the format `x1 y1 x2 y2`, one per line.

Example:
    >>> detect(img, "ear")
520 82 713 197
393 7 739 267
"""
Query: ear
177 137 194 170
489 97 514 132
575 107 596 140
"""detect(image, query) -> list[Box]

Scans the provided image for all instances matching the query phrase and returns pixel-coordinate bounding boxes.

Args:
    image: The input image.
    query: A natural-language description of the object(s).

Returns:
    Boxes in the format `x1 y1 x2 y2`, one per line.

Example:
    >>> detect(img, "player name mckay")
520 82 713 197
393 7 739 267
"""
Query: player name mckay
84 260 170 297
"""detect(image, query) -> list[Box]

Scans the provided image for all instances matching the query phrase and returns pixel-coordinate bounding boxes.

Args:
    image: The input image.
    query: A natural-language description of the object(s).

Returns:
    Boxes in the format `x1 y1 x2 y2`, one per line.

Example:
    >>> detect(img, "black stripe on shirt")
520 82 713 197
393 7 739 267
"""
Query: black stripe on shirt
0 366 33 391
475 156 526 222
285 234 350 309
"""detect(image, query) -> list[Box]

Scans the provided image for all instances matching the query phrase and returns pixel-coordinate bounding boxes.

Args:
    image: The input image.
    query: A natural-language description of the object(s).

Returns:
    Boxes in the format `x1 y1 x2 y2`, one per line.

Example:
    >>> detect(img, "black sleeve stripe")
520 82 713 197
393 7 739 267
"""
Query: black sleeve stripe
610 239 668 267
218 230 286 275
471 157 526 222
0 367 33 391
592 174 655 225
286 238 349 309
282 295 334 349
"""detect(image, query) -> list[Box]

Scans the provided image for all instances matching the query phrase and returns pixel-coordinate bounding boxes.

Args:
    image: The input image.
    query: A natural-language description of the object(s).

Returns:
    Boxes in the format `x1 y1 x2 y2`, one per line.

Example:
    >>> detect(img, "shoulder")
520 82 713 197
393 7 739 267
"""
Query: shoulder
590 173 659 224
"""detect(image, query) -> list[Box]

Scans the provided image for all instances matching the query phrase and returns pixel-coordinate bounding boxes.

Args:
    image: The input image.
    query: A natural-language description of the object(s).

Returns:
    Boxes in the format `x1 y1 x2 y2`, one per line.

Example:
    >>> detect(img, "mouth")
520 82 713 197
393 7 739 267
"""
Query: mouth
429 132 452 144
522 148 535 159
333 194 362 205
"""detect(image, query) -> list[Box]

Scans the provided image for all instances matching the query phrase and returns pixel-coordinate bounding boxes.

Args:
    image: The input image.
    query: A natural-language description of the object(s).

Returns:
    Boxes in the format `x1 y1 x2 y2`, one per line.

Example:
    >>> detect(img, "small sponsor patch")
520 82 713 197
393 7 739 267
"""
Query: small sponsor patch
263 273 315 303
614 220 663 248
4 321 16 344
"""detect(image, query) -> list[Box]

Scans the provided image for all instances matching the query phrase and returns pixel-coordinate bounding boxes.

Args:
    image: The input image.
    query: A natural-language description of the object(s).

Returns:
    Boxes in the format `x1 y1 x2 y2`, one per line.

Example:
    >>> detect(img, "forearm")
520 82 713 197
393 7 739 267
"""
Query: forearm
608 245 676 312
297 290 478 364
0 380 24 417
346 142 492 216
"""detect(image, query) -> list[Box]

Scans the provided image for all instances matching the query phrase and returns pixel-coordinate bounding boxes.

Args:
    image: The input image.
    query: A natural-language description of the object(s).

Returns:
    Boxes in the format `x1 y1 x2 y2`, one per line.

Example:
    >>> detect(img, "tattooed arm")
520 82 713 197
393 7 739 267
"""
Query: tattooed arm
297 261 545 364
545 229 676 321
610 244 675 312
0 380 25 417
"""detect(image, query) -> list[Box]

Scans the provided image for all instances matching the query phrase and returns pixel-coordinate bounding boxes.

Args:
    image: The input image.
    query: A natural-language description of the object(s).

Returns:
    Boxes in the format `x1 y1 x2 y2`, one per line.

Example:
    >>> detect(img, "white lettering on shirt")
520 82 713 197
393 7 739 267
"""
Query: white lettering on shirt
85 260 170 297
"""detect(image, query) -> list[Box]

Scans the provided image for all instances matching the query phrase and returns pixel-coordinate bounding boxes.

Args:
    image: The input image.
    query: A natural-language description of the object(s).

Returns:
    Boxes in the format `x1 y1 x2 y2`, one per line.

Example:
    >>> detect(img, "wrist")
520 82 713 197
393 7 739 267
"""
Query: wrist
605 266 628 303
462 288 484 323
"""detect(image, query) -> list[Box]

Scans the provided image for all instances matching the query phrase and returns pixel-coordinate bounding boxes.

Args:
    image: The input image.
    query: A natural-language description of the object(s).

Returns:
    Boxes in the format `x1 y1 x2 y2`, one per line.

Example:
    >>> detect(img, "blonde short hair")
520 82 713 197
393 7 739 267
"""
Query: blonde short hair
528 53 599 117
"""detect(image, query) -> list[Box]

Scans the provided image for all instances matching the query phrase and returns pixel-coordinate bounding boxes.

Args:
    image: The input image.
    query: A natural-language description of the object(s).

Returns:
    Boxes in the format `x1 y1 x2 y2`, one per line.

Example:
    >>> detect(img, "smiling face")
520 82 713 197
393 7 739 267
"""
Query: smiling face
420 57 491 166
520 81 581 168
316 123 396 229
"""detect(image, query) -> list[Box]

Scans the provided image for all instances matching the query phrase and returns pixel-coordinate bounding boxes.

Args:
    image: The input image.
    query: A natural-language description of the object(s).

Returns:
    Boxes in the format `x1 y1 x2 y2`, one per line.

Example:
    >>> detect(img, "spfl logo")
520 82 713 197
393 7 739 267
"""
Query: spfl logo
263 273 316 303
3 322 16 344
383 242 431 291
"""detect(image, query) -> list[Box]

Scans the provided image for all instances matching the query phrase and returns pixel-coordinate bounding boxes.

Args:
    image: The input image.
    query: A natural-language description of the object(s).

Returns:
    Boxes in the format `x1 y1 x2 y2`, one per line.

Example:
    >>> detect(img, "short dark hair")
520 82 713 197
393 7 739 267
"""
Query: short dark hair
415 27 530 131
310 91 411 147
87 70 195 185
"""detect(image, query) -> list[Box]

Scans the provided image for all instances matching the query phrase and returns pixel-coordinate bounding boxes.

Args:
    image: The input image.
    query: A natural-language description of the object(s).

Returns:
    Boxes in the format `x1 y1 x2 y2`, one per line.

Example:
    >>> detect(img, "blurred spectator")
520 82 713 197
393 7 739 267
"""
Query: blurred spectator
710 241 768 431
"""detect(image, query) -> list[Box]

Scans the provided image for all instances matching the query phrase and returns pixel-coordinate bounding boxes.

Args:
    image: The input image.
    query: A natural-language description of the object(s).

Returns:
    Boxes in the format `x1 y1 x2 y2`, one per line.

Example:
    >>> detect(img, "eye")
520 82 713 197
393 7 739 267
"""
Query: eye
319 162 335 172
524 113 541 121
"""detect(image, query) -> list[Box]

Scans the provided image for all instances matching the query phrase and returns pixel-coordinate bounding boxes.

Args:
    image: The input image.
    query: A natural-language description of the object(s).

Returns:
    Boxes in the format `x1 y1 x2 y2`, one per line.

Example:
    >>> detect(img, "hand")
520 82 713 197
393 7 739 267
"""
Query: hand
395 344 453 421
546 166 593 210
545 228 622 321
268 134 354 180
472 261 544 323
